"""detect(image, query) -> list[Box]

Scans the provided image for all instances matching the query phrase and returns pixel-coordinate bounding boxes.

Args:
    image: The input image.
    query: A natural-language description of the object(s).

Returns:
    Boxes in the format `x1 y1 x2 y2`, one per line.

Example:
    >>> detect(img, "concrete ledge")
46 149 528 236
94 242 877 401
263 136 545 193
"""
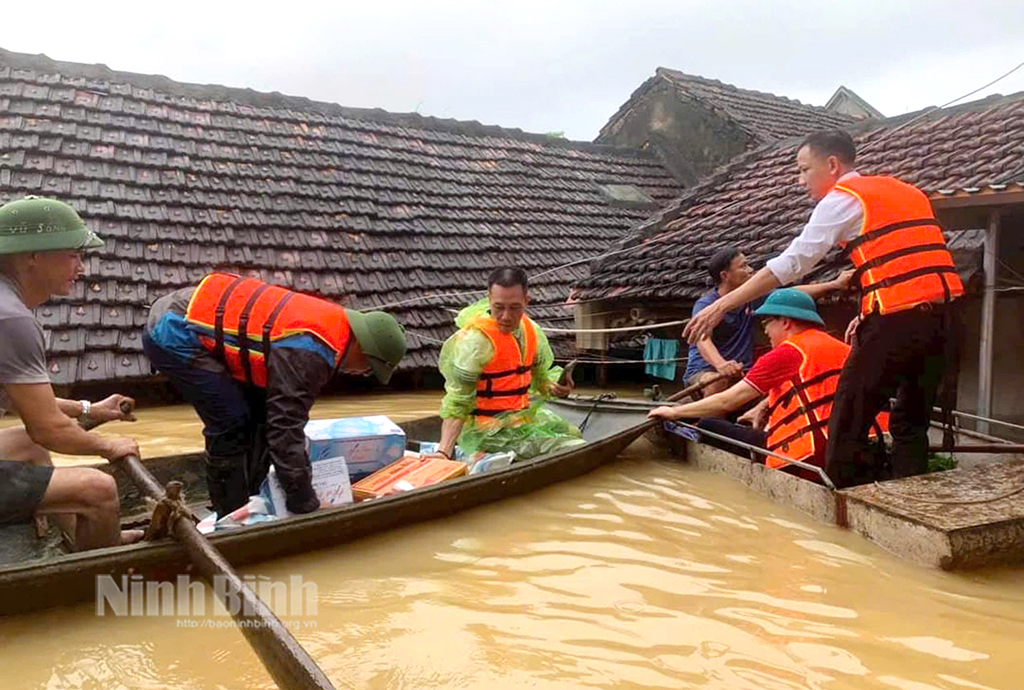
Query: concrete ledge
843 460 1024 569
683 441 836 523
674 435 1024 570
842 499 953 568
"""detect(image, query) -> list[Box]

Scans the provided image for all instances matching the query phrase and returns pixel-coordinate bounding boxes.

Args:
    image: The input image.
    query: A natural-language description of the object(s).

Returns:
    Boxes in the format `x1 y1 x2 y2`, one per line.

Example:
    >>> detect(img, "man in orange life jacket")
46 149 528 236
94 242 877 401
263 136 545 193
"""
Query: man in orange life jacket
426 267 583 462
142 273 407 517
650 289 887 479
684 129 962 487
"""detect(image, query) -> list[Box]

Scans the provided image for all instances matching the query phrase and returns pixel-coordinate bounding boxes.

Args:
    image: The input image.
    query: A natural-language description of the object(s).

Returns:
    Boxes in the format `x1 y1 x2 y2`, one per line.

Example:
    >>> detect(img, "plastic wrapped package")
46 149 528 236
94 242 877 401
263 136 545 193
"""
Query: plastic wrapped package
196 495 279 534
458 400 584 458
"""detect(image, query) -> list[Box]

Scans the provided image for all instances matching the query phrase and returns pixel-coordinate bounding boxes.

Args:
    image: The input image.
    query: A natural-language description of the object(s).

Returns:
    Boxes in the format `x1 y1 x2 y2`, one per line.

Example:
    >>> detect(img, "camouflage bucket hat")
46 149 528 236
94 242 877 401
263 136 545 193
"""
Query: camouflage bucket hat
0 196 104 255
344 309 408 384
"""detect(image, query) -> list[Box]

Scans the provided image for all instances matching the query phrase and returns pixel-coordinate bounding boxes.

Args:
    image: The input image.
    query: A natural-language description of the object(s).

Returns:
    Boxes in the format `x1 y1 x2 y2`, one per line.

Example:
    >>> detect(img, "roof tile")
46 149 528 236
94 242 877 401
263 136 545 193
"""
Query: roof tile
0 48 684 385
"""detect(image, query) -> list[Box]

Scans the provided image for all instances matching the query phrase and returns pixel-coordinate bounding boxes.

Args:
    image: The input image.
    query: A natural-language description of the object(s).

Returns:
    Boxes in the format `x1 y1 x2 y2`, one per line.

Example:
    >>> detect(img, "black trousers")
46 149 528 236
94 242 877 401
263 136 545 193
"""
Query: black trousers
696 418 767 459
695 418 826 483
825 302 957 489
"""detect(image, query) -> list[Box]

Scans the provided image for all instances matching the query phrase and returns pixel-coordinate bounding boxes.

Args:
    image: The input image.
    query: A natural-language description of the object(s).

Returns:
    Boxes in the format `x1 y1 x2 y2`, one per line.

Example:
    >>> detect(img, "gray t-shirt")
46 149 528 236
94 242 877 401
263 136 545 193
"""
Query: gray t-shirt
0 276 51 415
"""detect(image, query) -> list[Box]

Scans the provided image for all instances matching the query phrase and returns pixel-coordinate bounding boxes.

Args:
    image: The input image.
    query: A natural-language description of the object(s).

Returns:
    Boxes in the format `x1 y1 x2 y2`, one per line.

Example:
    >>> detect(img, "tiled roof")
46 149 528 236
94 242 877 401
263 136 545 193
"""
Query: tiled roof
0 49 684 385
575 92 1024 303
598 67 859 145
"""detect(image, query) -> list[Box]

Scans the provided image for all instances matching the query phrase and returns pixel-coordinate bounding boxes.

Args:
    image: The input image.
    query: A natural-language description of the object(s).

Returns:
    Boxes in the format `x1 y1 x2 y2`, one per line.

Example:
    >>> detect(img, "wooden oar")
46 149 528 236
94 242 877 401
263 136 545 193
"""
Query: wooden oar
82 404 334 690
661 372 732 404
118 455 335 690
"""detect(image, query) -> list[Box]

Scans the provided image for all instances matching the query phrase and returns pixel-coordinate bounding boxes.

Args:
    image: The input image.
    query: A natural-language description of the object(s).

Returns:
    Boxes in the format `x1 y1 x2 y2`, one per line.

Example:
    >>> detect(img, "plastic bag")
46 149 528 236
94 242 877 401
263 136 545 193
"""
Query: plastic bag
458 401 584 459
468 450 516 475
196 495 279 534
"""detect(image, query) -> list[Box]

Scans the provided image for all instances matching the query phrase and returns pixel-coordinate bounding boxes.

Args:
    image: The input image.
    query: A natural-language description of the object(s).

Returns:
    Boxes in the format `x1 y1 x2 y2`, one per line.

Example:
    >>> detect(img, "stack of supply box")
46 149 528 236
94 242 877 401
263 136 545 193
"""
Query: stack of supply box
260 415 406 516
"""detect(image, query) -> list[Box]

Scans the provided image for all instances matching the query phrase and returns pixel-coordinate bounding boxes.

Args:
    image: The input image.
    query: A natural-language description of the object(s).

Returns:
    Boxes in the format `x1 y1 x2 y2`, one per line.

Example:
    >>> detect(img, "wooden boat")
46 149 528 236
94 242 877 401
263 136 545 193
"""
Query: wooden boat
0 397 652 616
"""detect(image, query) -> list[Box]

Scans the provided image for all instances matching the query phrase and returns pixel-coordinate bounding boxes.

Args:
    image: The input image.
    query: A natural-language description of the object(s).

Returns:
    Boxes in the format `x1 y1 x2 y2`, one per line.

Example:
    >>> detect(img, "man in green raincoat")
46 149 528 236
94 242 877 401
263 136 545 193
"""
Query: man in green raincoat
426 267 584 462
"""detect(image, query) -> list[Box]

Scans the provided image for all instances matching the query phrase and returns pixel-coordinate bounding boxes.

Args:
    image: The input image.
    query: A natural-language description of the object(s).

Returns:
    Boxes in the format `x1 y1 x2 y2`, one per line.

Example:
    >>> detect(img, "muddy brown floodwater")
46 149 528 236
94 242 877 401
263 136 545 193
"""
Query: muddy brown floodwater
0 390 1021 689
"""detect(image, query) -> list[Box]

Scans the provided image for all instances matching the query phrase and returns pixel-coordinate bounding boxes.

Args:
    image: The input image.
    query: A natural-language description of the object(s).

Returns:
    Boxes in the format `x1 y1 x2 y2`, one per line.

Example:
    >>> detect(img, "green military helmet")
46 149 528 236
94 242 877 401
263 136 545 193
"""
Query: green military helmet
344 309 408 385
0 196 104 255
754 288 825 325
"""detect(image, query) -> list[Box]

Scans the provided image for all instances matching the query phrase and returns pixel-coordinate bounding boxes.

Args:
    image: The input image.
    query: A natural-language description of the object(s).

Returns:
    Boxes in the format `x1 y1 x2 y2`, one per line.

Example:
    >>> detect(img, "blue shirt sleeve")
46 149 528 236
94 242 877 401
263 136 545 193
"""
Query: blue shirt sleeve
690 291 717 317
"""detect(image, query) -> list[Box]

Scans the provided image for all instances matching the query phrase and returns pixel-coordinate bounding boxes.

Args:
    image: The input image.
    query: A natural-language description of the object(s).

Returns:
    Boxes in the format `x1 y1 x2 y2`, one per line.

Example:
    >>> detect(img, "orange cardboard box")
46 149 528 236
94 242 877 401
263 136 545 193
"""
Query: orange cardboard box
352 453 468 501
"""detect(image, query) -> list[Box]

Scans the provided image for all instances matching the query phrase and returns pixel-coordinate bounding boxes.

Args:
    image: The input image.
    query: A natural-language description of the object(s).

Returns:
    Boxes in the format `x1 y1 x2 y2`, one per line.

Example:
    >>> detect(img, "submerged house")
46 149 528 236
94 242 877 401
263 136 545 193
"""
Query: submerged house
573 92 1024 427
0 48 685 394
0 47 911 402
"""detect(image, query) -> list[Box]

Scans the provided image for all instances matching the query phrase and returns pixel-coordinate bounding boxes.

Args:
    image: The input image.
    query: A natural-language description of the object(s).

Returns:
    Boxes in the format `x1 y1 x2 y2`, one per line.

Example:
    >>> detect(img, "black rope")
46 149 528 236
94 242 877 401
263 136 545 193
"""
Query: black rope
578 394 617 434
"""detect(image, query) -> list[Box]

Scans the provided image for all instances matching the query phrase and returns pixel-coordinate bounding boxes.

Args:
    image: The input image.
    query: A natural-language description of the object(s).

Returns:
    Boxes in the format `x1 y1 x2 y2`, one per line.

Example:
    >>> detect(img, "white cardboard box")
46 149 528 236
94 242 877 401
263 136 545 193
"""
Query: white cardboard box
260 455 353 517
258 415 406 517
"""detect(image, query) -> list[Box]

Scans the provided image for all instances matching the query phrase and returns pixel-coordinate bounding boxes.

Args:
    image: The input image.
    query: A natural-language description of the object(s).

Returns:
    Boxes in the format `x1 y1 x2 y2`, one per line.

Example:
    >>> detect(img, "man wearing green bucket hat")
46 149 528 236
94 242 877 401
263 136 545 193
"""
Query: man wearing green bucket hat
143 272 407 517
0 197 141 549
652 288 887 479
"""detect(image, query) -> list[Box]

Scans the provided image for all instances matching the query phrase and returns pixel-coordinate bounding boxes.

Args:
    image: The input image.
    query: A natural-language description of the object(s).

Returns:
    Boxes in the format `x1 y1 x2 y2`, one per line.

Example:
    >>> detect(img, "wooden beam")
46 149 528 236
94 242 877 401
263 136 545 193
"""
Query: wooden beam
978 209 1000 434
930 188 1024 210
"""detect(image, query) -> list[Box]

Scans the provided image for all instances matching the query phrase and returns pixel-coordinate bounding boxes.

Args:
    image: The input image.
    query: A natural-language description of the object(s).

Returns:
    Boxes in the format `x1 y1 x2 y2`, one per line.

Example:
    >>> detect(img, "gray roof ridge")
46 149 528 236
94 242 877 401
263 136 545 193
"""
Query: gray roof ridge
655 67 854 117
589 87 1024 276
0 46 654 159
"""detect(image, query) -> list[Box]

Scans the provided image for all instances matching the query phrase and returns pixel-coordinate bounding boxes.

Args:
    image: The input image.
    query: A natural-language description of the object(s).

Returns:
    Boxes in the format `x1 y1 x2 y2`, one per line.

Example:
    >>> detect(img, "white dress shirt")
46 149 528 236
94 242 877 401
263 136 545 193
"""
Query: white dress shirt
766 171 864 285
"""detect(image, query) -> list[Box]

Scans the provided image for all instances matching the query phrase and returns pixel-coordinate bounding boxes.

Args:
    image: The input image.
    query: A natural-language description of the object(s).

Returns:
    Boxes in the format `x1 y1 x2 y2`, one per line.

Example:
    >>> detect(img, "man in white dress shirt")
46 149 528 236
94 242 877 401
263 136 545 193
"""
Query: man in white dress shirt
684 130 963 487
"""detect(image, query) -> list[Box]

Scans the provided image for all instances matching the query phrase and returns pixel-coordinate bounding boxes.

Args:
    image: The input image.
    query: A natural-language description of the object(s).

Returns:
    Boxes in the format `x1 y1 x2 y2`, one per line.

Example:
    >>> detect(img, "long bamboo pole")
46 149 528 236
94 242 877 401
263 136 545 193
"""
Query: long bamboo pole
118 454 336 690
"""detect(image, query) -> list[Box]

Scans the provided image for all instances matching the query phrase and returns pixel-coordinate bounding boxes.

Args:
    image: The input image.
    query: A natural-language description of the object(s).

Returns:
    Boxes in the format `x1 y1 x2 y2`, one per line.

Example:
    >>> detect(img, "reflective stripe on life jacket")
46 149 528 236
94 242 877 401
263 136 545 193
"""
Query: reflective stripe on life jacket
764 330 845 468
835 175 964 316
184 273 352 387
470 315 538 419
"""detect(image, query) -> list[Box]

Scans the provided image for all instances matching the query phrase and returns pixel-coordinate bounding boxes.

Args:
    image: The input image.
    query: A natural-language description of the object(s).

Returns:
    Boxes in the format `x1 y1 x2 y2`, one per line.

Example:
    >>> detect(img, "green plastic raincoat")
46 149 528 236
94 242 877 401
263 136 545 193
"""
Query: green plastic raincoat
438 299 583 458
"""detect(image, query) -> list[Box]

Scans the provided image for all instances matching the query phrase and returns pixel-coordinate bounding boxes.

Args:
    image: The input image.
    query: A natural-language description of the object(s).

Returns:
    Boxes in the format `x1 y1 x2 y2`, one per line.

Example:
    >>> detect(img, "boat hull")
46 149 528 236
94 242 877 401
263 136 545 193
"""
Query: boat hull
0 400 652 615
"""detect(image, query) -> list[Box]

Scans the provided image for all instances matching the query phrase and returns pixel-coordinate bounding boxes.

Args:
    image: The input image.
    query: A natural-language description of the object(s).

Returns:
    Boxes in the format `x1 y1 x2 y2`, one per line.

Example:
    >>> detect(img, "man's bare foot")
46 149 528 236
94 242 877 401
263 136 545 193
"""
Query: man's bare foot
120 529 145 545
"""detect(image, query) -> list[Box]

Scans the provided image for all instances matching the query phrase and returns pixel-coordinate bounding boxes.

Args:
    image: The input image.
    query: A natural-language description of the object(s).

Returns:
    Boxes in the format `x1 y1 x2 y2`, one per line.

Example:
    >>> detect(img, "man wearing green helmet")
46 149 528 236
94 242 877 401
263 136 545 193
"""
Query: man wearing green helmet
0 197 141 549
143 273 408 518
650 288 887 481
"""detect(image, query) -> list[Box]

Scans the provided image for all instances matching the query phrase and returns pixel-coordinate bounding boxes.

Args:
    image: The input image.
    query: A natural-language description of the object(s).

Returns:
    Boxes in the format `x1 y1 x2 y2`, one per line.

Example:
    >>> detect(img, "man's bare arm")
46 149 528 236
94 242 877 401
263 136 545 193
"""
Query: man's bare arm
436 418 465 459
684 268 782 344
793 269 854 300
5 383 138 461
648 380 762 421
695 338 743 378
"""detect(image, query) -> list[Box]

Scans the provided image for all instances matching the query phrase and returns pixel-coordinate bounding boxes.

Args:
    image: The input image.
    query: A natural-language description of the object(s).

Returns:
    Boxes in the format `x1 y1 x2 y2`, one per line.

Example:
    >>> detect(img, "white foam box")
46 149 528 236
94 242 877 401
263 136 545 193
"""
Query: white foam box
304 415 407 481
260 456 353 517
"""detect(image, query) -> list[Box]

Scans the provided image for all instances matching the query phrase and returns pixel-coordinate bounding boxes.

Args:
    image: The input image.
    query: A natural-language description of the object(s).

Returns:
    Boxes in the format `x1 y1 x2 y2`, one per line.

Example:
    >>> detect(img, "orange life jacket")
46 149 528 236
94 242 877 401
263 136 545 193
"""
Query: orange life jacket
470 315 538 420
184 273 352 387
835 175 964 316
765 329 888 469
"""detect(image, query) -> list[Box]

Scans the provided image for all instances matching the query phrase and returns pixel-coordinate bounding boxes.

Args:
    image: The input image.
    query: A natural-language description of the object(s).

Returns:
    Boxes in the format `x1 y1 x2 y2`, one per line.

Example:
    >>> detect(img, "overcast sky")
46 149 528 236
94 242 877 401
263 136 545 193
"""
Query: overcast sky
3 1 1022 141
